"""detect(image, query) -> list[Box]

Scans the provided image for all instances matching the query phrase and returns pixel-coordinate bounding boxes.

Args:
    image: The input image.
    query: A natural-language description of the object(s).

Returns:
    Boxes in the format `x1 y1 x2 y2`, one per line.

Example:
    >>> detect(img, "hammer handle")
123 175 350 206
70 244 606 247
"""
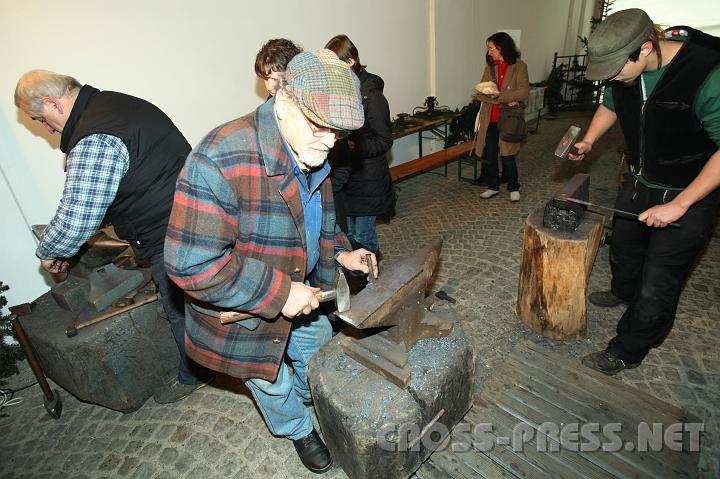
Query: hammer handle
66 294 158 337
10 315 55 401
217 290 336 324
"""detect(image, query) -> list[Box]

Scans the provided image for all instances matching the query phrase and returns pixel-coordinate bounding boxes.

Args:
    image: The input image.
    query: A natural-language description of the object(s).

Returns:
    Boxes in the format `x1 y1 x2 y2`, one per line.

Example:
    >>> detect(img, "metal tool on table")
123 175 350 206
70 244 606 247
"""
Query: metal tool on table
195 269 351 324
336 239 452 388
559 196 681 228
9 303 63 419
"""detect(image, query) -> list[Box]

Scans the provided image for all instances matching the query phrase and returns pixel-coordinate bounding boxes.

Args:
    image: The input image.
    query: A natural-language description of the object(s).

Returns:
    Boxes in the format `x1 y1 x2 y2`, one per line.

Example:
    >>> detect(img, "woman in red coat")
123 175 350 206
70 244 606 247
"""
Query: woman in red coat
474 32 529 202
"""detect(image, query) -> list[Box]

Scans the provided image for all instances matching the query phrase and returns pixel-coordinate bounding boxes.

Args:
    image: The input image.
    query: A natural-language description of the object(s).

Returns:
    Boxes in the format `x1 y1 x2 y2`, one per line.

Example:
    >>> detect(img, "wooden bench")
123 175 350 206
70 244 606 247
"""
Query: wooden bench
389 140 473 182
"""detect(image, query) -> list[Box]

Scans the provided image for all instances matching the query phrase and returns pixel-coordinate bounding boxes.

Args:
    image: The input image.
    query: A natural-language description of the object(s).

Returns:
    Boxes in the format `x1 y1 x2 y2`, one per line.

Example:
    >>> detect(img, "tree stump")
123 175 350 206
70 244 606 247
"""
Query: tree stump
517 209 604 340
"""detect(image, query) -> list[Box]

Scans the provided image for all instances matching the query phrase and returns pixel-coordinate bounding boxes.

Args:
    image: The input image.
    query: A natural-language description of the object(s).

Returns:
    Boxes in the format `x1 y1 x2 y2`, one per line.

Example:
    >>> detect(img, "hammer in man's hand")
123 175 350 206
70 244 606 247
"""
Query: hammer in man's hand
199 269 351 324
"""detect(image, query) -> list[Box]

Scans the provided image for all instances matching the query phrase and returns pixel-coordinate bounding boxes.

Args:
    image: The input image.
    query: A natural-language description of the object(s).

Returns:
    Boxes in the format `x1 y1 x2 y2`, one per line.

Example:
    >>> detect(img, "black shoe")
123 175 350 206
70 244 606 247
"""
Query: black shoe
153 377 212 404
293 429 333 474
588 291 630 308
471 176 487 186
581 350 641 376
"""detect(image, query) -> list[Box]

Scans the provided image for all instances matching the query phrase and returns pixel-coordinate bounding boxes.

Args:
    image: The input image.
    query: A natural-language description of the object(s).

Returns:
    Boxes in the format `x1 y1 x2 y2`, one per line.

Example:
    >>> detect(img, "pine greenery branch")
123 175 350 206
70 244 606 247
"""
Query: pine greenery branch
1 281 25 384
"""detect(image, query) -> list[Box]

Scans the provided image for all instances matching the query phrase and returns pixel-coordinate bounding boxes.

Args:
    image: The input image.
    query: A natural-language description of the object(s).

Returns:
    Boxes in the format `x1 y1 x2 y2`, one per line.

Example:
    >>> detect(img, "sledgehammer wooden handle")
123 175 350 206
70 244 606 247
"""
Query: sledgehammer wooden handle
66 294 158 337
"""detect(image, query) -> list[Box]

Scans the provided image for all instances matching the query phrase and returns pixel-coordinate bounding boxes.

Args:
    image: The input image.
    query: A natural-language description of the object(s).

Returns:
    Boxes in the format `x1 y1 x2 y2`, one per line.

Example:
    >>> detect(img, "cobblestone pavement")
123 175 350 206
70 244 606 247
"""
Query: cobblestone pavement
2 112 718 478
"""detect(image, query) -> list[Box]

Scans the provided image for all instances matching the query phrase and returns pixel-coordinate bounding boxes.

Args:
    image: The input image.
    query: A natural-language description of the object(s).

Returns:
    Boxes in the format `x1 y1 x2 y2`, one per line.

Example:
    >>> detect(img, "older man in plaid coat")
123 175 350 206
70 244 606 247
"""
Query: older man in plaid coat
165 50 374 473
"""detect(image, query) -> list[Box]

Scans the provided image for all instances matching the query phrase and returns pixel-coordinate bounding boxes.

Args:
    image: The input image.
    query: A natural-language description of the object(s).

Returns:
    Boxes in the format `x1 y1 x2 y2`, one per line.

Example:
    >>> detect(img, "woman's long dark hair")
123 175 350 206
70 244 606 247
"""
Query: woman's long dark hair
485 31 521 65
325 34 366 74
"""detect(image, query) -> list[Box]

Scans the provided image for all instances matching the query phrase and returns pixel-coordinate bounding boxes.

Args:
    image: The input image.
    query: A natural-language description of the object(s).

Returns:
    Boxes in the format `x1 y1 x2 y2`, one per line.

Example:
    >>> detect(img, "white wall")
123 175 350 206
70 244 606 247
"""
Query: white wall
434 0 594 110
0 0 579 307
612 0 720 36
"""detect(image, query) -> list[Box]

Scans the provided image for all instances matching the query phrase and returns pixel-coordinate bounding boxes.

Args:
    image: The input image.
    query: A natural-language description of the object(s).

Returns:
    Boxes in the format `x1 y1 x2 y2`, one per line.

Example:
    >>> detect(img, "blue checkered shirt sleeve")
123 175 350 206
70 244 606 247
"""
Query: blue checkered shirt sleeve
36 134 129 260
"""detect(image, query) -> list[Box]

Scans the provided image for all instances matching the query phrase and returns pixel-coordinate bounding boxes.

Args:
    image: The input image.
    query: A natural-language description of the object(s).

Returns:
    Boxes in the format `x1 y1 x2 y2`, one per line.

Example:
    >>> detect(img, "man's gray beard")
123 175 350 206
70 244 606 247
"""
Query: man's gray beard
297 150 328 170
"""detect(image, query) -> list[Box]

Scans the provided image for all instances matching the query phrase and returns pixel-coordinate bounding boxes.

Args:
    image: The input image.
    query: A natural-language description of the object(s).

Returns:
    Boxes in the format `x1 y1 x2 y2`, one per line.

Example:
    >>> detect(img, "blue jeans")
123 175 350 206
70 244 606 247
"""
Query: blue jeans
347 216 379 254
245 312 332 440
484 123 520 192
150 253 213 385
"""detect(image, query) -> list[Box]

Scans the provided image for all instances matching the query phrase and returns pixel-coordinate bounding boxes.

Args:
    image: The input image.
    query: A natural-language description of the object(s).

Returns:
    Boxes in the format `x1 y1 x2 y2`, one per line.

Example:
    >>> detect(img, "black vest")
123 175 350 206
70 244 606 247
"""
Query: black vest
612 27 720 188
60 85 191 259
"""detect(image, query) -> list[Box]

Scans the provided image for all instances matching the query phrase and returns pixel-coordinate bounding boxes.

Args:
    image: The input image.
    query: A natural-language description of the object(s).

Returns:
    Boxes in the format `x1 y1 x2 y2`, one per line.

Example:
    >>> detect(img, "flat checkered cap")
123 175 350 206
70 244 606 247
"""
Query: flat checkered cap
285 49 364 130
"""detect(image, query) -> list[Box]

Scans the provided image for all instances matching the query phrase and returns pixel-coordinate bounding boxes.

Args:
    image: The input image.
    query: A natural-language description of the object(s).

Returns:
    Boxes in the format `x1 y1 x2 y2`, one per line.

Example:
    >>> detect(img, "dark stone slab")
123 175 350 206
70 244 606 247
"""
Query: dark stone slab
19 291 178 412
309 307 475 479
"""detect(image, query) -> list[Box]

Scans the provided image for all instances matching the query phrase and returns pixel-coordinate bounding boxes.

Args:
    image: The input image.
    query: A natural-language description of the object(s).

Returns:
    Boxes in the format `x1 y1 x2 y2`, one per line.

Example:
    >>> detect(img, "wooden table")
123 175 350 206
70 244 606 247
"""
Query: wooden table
392 111 460 158
390 111 465 180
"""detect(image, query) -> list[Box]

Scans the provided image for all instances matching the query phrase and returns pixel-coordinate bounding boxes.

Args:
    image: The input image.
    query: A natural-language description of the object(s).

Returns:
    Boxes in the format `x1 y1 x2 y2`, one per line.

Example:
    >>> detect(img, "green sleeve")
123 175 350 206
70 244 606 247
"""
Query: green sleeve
695 65 720 147
602 86 615 112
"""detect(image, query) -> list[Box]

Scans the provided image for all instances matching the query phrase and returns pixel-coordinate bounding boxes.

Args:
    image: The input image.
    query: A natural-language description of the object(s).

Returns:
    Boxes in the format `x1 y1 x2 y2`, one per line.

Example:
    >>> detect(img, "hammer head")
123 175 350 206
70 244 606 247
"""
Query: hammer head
335 270 350 313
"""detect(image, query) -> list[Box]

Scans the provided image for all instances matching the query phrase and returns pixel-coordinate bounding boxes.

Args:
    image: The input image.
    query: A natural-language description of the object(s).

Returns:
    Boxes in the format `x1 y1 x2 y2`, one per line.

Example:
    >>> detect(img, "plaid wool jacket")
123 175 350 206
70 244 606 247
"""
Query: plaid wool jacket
165 98 350 381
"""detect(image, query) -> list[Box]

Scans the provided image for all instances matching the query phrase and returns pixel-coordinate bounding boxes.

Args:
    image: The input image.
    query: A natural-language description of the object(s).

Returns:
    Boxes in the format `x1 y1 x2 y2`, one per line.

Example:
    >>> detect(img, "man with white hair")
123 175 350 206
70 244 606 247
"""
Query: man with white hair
165 50 375 473
15 71 213 403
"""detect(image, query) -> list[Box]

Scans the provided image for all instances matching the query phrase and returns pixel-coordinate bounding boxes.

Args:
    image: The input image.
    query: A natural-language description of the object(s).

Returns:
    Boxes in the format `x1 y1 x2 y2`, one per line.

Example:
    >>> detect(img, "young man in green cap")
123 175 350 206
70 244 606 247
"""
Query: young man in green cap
568 9 720 375
165 49 375 474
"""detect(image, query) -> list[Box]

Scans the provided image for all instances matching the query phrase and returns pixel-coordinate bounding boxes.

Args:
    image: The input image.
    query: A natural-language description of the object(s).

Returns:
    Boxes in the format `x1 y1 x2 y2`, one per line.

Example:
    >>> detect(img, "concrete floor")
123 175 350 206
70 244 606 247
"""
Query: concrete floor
1 111 718 478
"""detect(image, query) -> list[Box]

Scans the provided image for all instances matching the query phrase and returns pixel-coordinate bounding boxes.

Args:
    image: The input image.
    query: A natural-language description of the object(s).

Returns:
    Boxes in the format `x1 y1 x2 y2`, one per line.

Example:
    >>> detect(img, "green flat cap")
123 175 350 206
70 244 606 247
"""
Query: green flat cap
586 8 654 80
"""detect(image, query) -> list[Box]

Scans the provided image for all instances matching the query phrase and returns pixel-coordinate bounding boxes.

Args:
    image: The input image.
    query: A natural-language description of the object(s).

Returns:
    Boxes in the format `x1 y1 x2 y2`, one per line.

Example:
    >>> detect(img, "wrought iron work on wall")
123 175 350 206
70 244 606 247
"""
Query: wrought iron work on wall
547 53 603 112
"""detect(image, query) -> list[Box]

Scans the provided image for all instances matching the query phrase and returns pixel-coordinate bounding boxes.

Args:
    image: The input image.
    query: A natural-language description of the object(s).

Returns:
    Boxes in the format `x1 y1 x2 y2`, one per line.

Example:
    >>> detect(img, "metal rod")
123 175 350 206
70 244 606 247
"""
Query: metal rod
66 293 158 337
10 315 54 401
562 197 680 228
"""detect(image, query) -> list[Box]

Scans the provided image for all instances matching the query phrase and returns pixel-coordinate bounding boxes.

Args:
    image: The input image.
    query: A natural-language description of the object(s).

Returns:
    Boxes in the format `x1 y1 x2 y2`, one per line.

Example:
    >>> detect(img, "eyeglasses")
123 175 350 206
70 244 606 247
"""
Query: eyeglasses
299 109 350 139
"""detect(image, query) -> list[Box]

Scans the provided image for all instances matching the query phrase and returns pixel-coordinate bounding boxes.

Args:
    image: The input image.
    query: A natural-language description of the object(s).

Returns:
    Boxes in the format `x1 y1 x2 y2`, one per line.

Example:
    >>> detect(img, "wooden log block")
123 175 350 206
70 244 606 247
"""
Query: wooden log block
517 208 604 340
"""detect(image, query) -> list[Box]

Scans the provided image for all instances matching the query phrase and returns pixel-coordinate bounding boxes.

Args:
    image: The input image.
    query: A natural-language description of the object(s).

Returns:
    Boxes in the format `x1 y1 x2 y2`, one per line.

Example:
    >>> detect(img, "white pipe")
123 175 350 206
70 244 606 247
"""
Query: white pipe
428 0 437 96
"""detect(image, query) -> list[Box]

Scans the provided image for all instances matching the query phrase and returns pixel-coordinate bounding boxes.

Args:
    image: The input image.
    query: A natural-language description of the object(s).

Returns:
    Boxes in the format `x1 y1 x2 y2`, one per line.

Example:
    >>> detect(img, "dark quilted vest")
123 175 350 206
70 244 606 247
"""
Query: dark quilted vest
612 27 720 188
61 85 190 259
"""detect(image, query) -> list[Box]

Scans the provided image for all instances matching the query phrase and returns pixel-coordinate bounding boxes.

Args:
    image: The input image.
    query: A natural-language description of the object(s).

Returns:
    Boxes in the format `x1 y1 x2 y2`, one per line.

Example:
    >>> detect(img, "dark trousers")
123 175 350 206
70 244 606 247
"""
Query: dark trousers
606 176 720 363
150 253 212 385
484 123 520 192
330 165 351 234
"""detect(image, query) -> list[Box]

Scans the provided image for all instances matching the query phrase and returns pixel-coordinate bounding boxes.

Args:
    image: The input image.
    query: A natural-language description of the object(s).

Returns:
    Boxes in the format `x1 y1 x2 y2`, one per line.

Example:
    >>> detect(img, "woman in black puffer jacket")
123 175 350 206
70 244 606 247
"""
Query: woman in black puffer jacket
326 35 395 257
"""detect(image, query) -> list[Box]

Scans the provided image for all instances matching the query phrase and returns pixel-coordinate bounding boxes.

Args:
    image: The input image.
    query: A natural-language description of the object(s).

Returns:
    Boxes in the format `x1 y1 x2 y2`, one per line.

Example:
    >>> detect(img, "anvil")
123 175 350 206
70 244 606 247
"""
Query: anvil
336 239 453 388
